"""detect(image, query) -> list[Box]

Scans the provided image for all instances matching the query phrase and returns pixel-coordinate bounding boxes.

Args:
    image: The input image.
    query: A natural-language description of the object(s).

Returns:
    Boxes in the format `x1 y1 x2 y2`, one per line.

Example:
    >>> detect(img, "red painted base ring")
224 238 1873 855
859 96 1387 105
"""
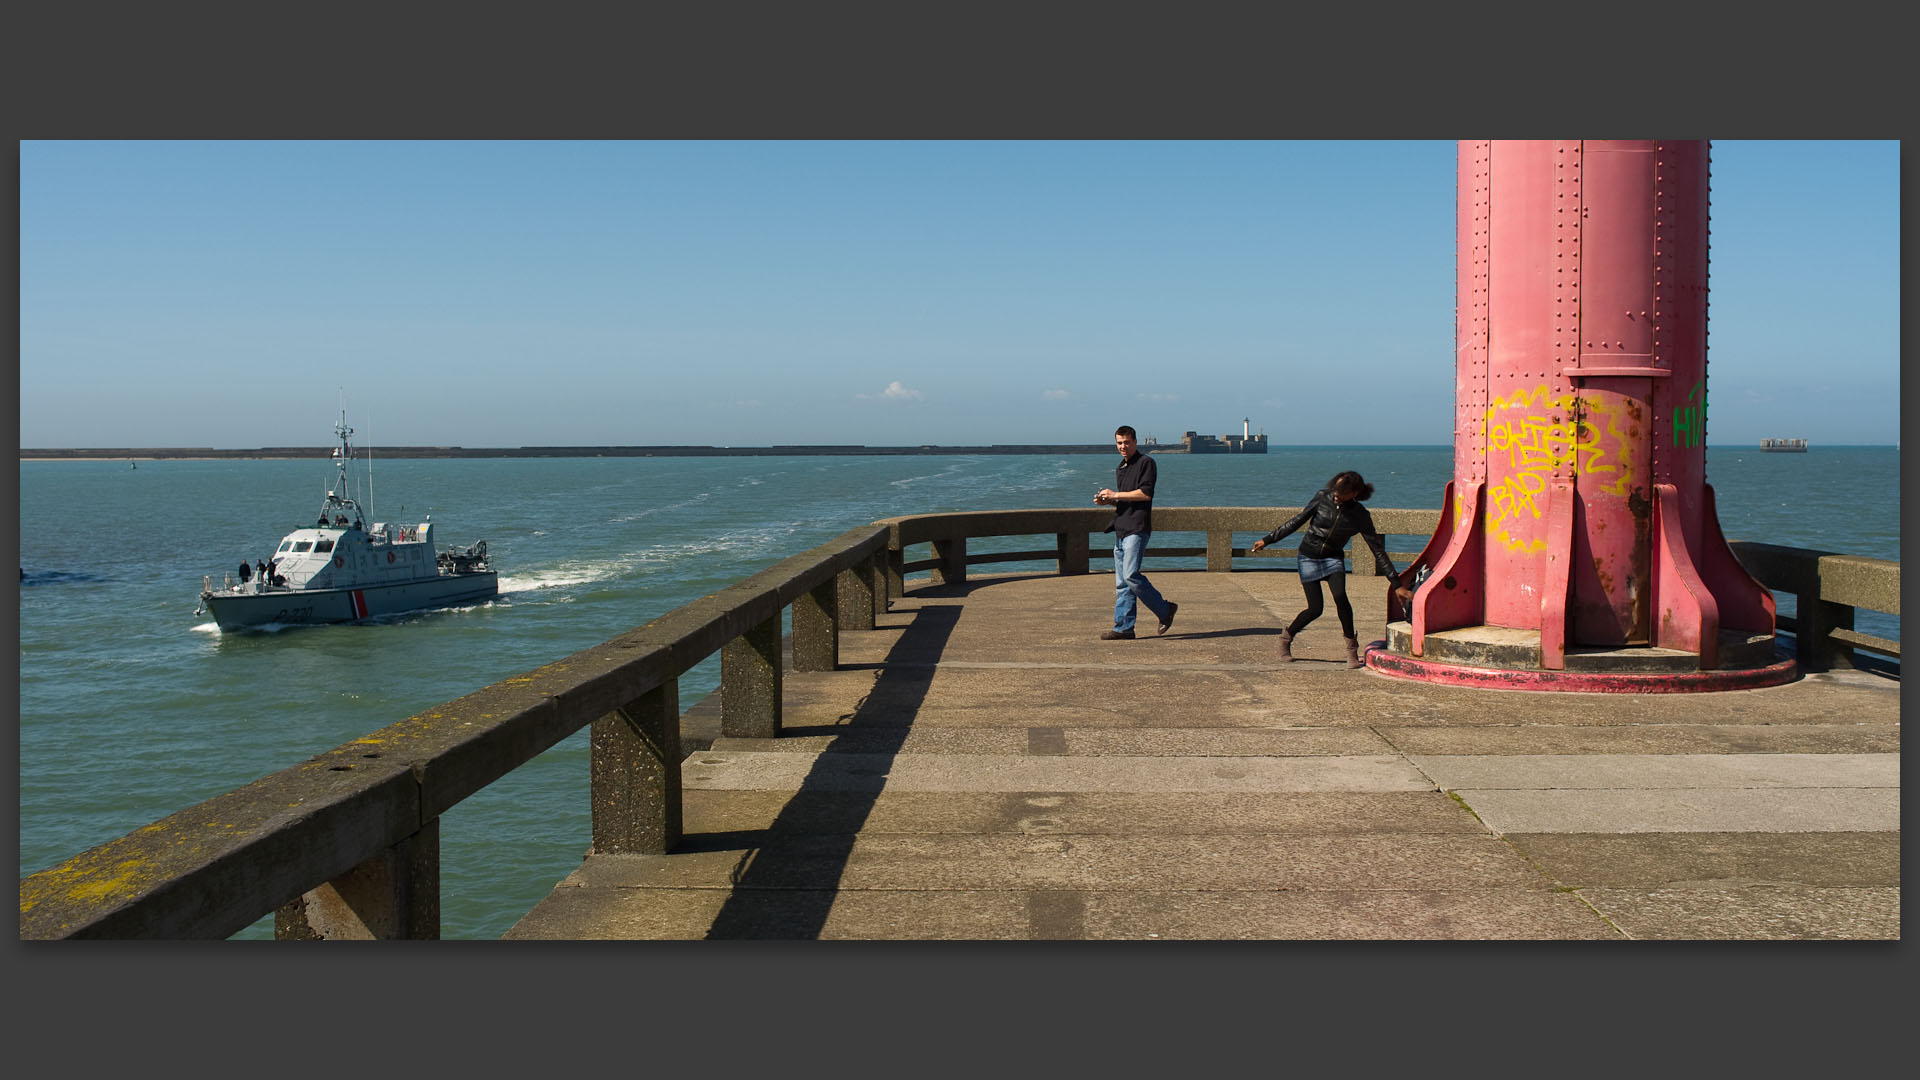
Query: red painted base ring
1363 641 1800 694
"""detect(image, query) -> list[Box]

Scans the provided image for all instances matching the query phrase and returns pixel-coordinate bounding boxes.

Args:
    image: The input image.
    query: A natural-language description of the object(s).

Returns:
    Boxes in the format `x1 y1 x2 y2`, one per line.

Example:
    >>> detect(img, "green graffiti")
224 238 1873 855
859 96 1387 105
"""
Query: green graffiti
1672 379 1706 448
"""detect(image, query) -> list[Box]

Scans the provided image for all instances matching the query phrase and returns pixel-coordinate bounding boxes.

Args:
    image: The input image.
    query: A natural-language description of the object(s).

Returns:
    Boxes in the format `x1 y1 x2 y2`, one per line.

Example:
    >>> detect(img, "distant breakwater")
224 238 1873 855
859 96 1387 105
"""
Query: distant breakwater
20 444 1144 460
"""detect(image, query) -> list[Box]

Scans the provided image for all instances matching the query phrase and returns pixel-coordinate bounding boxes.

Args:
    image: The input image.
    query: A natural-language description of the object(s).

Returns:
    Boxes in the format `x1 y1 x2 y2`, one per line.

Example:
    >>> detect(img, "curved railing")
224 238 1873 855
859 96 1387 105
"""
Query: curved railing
19 508 1897 939
21 523 891 940
877 508 1899 669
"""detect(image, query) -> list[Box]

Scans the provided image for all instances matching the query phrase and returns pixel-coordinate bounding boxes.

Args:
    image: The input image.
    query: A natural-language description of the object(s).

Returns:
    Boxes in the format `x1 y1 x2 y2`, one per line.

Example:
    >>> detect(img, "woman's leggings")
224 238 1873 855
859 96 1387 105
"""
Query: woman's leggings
1286 571 1355 638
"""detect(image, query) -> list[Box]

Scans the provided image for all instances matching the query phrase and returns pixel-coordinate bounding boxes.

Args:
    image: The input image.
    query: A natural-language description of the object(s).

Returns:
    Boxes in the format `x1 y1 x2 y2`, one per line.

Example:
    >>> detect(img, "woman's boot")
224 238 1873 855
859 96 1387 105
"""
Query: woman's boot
1343 636 1364 669
1277 627 1296 662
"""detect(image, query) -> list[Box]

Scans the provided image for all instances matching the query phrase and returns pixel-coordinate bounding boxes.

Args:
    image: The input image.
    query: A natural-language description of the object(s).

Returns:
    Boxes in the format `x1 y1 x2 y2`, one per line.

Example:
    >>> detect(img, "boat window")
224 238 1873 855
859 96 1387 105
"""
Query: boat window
292 541 313 553
277 540 292 553
314 539 335 553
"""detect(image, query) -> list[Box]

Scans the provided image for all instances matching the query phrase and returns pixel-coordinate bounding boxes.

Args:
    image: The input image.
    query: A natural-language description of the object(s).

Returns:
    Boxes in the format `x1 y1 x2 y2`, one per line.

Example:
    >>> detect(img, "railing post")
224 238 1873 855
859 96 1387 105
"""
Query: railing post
886 546 904 606
589 680 682 855
722 614 783 738
837 562 875 631
794 576 839 671
866 552 887 621
1056 530 1089 575
933 536 967 585
1797 592 1856 672
1206 530 1233 572
274 820 440 940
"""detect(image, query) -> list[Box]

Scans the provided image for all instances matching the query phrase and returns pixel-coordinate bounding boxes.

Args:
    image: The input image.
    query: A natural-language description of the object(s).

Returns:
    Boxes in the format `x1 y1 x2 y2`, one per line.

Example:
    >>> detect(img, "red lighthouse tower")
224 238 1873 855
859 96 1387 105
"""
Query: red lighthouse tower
1371 140 1793 691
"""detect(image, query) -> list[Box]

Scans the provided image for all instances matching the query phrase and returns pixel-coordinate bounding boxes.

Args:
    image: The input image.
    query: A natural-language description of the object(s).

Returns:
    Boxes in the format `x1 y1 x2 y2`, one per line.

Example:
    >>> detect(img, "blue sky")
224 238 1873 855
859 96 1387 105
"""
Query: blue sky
18 140 1900 448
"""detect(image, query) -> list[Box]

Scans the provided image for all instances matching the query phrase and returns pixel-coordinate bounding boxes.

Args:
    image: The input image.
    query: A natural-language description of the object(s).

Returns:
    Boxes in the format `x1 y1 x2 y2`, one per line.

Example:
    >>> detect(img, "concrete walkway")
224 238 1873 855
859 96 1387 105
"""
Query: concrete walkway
508 570 1900 940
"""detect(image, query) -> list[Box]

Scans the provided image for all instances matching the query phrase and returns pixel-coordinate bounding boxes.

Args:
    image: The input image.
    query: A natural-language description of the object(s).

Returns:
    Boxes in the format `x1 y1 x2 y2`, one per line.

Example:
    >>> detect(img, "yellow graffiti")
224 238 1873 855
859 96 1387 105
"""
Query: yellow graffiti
1476 384 1637 553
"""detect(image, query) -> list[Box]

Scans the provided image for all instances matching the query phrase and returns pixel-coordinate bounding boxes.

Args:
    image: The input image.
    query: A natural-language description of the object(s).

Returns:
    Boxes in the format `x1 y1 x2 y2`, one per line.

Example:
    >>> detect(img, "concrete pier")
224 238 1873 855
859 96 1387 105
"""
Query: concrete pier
508 570 1899 940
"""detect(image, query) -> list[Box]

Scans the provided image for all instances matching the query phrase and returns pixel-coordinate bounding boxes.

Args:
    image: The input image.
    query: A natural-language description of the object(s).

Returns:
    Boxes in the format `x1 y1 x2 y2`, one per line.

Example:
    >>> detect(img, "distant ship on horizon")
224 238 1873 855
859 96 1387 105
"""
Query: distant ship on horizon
1759 438 1809 453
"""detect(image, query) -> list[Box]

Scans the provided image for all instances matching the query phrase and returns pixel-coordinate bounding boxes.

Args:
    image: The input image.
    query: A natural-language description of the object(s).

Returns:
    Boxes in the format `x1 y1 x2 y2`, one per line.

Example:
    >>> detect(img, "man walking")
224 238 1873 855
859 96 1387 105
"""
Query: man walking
1095 425 1177 640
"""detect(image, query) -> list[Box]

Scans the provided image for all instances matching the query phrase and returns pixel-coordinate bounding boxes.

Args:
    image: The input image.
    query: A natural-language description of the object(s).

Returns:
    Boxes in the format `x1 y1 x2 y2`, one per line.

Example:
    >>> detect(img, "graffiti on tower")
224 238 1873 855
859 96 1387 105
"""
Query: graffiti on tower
1476 384 1639 553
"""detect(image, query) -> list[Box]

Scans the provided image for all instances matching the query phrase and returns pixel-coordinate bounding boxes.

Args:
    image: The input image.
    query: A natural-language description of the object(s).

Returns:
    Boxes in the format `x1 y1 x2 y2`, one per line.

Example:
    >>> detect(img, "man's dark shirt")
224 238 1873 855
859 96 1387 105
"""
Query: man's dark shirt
1106 451 1156 538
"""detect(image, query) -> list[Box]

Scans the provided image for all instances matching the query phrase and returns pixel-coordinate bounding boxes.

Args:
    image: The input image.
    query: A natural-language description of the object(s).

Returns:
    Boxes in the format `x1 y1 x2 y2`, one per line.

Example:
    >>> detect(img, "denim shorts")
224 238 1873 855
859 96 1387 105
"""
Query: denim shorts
1297 555 1346 583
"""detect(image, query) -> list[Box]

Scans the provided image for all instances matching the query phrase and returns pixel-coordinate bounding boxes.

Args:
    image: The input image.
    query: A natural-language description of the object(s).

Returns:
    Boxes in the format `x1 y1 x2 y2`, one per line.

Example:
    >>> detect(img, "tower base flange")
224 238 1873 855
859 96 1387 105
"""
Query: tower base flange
1368 623 1798 693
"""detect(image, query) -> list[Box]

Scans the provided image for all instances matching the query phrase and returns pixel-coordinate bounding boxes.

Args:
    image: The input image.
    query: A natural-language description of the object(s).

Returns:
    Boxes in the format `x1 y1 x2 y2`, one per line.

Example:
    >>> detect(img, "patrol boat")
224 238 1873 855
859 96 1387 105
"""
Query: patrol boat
196 413 498 630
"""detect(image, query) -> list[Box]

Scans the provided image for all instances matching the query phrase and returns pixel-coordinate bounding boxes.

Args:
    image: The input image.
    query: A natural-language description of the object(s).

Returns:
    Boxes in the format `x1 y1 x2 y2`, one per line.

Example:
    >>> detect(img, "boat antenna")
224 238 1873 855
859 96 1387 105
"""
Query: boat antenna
366 406 374 524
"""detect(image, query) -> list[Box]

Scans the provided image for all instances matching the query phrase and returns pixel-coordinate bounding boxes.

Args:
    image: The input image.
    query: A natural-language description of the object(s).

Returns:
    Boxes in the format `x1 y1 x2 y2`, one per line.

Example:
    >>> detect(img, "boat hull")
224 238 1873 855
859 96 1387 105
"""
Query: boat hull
204 572 498 630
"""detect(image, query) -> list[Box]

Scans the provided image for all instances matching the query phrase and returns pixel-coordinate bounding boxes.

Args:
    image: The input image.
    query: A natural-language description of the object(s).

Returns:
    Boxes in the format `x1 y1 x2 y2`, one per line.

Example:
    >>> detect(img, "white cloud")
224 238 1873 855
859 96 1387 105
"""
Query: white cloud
858 380 924 401
1136 392 1180 403
1043 389 1071 401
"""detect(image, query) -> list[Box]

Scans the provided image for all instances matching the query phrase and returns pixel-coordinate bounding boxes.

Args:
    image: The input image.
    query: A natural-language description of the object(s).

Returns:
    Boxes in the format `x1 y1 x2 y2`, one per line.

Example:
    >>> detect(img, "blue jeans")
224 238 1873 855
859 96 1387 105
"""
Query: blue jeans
1113 532 1169 632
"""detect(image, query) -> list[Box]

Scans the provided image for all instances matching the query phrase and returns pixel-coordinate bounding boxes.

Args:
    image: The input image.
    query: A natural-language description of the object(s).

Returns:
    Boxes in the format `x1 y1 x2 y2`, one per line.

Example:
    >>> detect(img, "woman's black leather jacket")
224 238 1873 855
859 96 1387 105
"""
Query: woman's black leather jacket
1260 489 1396 576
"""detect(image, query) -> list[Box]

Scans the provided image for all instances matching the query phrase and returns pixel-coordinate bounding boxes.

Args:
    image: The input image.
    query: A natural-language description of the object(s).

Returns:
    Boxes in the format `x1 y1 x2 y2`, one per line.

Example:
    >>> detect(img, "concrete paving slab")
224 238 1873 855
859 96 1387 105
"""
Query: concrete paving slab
681 789 1491 837
682 750 1438 793
707 730 1032 755
1452 788 1900 834
710 727 1402 757
516 885 1630 940
1500 832 1901 888
1380 724 1901 756
1412 753 1900 790
559 832 1555 893
1077 888 1623 941
508 883 1034 940
1577 886 1900 940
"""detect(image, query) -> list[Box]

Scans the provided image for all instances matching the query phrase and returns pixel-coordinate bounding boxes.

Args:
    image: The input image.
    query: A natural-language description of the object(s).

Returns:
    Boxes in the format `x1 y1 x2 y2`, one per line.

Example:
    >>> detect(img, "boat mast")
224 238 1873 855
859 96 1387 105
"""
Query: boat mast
334 409 354 517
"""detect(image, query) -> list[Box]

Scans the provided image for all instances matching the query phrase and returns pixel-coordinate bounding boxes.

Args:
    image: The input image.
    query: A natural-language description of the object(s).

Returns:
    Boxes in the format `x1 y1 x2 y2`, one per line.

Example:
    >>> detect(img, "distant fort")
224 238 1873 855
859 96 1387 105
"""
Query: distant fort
22 421 1271 460
1146 418 1268 454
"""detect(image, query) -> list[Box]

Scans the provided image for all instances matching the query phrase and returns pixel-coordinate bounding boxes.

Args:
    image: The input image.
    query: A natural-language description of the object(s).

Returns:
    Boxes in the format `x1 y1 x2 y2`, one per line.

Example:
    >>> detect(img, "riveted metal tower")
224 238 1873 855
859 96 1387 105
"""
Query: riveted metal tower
1371 140 1791 691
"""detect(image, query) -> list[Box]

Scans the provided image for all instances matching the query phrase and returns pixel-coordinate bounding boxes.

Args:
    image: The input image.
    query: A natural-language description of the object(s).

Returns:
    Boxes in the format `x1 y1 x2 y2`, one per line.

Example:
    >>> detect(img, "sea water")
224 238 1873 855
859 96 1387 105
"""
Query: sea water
16 446 1899 938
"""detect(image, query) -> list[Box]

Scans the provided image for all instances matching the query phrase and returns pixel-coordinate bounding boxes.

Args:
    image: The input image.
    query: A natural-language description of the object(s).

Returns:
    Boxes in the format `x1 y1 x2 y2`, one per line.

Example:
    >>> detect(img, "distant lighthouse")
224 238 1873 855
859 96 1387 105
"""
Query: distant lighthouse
1242 417 1250 439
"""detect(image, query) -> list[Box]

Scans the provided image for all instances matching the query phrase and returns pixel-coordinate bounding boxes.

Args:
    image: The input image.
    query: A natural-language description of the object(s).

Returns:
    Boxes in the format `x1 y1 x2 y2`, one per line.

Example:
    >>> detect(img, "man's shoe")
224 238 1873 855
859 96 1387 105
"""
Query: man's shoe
1100 629 1136 640
1157 602 1178 636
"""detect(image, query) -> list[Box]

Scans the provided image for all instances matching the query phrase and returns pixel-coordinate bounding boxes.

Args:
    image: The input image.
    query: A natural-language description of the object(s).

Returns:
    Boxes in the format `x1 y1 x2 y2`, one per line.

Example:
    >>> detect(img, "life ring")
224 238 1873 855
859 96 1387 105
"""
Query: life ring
334 556 344 568
388 551 396 564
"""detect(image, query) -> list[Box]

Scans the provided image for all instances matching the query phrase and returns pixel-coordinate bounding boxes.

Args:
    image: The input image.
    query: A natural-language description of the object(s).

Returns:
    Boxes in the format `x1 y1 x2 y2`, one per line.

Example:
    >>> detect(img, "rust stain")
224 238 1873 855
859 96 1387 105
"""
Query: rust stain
1626 487 1651 522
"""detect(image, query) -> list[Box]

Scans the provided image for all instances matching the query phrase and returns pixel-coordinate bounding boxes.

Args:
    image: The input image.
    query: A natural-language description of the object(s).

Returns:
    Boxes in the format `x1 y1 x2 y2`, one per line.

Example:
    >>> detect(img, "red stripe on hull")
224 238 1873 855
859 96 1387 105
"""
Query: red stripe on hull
352 590 368 619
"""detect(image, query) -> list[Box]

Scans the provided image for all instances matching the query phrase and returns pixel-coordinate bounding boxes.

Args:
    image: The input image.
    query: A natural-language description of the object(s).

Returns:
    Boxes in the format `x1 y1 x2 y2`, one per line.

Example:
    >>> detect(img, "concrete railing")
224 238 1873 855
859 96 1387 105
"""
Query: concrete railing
20 508 1896 939
1727 542 1901 670
879 508 1899 673
20 524 891 940
879 506 1443 592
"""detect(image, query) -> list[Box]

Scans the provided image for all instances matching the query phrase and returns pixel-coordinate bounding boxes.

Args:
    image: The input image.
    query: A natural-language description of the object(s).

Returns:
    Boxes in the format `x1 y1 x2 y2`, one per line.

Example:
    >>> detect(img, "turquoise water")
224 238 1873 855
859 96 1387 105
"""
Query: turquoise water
16 446 1898 938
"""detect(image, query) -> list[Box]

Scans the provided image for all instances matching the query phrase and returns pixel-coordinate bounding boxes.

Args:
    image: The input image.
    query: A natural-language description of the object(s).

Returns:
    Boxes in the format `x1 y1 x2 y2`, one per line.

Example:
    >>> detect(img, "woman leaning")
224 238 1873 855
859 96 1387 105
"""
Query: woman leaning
1250 470 1396 669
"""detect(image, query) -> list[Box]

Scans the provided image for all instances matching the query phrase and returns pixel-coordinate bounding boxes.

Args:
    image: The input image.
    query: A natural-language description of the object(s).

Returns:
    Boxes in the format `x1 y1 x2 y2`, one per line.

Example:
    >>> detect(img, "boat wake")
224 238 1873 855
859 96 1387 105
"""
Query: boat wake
888 461 971 488
21 570 109 586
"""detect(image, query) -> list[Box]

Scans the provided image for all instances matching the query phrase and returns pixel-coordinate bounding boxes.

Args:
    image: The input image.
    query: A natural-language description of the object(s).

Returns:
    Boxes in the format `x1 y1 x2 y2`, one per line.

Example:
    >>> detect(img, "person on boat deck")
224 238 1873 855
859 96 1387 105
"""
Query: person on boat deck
318 512 329 526
237 561 251 583
256 559 269 583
